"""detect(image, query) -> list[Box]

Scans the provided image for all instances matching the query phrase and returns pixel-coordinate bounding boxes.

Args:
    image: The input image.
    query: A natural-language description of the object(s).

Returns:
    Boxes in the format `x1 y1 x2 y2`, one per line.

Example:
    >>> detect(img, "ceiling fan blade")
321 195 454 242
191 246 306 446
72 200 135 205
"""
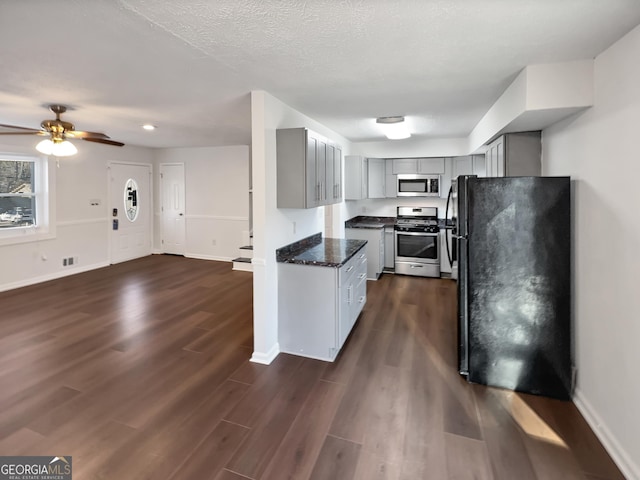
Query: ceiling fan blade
82 137 125 147
0 123 42 132
0 131 43 136
65 130 110 139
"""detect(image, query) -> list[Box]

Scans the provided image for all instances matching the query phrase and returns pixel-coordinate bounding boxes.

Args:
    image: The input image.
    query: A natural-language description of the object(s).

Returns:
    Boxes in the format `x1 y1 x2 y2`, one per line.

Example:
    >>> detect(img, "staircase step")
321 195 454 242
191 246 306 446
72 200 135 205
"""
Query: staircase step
232 257 251 263
232 256 253 273
239 245 253 251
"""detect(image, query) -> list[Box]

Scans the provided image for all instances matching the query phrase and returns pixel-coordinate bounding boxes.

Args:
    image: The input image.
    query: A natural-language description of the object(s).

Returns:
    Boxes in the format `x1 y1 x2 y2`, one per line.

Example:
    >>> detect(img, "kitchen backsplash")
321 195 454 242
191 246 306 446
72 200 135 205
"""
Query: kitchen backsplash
344 197 448 219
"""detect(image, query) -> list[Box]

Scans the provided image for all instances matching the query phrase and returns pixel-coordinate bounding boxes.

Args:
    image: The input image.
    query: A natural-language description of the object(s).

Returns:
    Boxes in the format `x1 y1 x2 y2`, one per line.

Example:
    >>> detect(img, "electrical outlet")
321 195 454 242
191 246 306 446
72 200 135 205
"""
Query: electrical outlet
68 257 74 266
63 258 68 267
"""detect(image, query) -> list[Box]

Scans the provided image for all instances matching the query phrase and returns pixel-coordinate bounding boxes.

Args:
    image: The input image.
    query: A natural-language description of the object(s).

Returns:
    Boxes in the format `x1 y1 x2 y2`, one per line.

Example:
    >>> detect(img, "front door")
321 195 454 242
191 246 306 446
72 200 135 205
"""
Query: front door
109 162 152 264
160 163 186 255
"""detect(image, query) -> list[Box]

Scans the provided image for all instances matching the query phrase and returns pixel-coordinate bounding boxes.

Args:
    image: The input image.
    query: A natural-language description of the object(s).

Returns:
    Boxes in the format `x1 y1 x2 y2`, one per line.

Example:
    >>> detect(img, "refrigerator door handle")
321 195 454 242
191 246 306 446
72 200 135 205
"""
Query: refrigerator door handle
445 184 454 265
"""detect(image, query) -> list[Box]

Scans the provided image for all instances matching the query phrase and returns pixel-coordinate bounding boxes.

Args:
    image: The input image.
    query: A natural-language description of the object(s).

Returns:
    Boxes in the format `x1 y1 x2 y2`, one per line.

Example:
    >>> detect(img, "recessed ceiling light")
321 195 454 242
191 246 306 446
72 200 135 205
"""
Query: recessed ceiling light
142 124 156 131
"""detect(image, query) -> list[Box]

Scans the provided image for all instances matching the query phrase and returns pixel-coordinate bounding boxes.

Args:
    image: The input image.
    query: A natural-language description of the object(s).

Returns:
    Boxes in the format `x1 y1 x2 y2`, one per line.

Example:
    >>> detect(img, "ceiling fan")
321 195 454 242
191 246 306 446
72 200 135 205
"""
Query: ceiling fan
0 104 124 156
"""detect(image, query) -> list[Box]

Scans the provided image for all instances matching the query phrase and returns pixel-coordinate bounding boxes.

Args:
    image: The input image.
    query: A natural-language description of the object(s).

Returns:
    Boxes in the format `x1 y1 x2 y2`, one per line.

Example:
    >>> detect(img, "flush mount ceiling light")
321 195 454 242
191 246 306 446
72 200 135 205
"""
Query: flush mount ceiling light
376 116 411 140
142 124 156 131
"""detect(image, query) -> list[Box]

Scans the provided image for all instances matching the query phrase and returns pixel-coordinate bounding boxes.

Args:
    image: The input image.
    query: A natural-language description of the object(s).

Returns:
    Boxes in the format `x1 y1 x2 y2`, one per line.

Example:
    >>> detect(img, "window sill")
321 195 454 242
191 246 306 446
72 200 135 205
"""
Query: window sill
0 226 56 247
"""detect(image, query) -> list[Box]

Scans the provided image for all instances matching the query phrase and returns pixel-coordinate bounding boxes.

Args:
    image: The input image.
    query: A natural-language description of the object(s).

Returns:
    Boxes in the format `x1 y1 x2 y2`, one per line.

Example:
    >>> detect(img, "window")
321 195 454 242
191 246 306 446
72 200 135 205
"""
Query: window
0 157 36 228
0 153 54 245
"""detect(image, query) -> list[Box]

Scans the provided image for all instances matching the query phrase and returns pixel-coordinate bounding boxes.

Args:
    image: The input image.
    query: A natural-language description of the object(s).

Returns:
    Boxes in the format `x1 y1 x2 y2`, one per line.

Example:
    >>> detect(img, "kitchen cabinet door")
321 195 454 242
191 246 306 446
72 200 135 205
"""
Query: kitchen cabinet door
333 146 343 202
418 157 446 174
484 132 540 177
392 158 418 174
385 159 396 197
440 230 452 274
316 138 328 205
367 158 386 198
345 155 367 200
472 155 486 177
305 133 320 208
453 156 473 177
384 227 394 269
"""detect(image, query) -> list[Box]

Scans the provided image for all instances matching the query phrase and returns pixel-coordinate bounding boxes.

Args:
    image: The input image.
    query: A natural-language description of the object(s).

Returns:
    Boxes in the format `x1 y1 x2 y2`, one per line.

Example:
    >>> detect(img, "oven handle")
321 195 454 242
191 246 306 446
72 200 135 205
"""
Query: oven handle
394 230 440 237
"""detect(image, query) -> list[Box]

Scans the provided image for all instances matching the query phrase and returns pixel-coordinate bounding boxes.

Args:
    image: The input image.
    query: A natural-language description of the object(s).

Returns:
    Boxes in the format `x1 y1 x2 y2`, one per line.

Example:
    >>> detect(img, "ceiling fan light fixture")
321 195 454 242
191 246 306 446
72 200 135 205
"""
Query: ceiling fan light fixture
36 138 78 157
376 116 411 140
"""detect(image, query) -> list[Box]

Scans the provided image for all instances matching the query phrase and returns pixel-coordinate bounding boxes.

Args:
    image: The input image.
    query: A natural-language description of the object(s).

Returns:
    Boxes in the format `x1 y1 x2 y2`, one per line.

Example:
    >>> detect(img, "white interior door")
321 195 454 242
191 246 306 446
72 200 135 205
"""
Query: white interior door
160 163 186 255
110 163 152 264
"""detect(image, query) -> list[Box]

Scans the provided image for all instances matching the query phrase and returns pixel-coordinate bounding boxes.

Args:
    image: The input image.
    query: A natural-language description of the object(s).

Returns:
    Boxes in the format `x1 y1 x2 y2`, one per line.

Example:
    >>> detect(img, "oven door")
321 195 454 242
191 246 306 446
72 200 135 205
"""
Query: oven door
395 230 439 264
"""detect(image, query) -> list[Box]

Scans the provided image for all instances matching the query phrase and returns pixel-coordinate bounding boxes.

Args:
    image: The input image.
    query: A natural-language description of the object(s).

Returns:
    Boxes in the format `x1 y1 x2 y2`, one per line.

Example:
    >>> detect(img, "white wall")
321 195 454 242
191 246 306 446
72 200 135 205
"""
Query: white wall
350 137 469 158
543 24 640 480
0 136 154 291
153 146 250 261
250 90 351 363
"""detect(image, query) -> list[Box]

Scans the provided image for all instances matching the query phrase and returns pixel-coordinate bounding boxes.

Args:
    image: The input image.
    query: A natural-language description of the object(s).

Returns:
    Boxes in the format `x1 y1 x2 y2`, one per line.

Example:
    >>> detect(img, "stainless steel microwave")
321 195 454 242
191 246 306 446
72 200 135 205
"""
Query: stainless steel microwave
397 174 440 197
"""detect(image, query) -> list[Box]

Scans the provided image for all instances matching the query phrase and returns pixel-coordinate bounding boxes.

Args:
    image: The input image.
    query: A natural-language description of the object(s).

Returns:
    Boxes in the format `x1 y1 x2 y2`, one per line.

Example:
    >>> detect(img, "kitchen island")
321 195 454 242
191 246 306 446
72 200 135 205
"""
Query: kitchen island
277 233 367 361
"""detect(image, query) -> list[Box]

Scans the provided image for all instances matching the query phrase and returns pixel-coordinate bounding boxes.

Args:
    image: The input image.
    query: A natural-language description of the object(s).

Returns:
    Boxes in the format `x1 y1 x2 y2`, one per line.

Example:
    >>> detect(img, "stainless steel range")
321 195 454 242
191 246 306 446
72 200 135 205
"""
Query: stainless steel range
394 206 440 277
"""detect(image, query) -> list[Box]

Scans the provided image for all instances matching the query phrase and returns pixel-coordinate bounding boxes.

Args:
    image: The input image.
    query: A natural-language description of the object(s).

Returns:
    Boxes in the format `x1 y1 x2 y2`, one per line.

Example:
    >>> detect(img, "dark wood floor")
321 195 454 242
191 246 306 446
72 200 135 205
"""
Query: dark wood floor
0 255 624 480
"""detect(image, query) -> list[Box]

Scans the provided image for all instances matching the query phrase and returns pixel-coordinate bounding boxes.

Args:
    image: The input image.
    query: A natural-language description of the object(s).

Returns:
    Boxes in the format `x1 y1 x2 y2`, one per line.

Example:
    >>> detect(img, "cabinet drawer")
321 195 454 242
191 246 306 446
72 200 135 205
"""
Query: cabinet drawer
339 249 365 286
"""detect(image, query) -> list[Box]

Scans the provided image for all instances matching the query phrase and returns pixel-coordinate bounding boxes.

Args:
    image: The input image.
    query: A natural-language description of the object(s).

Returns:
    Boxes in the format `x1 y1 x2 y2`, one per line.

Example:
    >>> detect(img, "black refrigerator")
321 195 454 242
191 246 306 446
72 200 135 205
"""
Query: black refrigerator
454 175 571 400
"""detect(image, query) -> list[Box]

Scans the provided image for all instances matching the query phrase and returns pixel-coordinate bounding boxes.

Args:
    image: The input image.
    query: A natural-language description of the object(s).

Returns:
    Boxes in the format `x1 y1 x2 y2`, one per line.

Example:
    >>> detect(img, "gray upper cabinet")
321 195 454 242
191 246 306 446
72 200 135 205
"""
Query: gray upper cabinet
385 159 396 198
418 157 445 174
277 127 343 208
485 131 541 177
392 157 445 175
367 158 386 198
332 145 343 203
452 155 486 178
345 155 368 200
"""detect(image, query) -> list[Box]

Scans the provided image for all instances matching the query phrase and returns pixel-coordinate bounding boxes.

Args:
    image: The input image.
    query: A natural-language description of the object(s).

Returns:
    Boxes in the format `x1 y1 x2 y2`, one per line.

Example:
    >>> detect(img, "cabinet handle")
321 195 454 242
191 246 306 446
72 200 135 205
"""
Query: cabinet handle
359 254 365 259
358 273 366 279
346 266 354 273
347 285 353 304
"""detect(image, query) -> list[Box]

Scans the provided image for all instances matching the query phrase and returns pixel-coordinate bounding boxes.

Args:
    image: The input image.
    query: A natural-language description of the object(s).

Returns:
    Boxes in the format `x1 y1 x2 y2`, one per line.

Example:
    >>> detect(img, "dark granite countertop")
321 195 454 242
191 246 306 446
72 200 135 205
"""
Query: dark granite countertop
276 233 367 267
345 216 396 229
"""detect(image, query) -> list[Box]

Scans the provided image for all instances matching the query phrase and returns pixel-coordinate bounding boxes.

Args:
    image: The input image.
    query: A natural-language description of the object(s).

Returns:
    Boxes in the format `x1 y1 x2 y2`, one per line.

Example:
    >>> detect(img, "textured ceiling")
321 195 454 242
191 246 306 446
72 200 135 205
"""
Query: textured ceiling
1 0 639 148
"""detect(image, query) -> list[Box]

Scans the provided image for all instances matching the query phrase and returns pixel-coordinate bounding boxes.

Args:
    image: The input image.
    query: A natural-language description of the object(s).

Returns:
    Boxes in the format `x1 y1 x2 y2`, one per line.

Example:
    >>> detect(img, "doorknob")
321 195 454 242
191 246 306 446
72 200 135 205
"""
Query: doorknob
179 213 184 216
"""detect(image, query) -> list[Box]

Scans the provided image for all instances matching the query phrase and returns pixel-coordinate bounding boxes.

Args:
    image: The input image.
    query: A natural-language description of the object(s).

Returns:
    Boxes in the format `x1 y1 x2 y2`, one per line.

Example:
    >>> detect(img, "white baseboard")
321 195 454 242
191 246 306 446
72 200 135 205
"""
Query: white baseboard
574 388 639 480
184 253 232 262
0 261 110 293
250 343 280 365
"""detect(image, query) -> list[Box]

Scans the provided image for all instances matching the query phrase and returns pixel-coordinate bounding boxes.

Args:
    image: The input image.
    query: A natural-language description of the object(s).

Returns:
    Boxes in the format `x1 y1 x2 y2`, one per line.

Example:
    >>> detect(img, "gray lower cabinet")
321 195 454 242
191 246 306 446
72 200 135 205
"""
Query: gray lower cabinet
440 230 453 274
345 228 384 280
384 226 394 269
278 248 367 361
